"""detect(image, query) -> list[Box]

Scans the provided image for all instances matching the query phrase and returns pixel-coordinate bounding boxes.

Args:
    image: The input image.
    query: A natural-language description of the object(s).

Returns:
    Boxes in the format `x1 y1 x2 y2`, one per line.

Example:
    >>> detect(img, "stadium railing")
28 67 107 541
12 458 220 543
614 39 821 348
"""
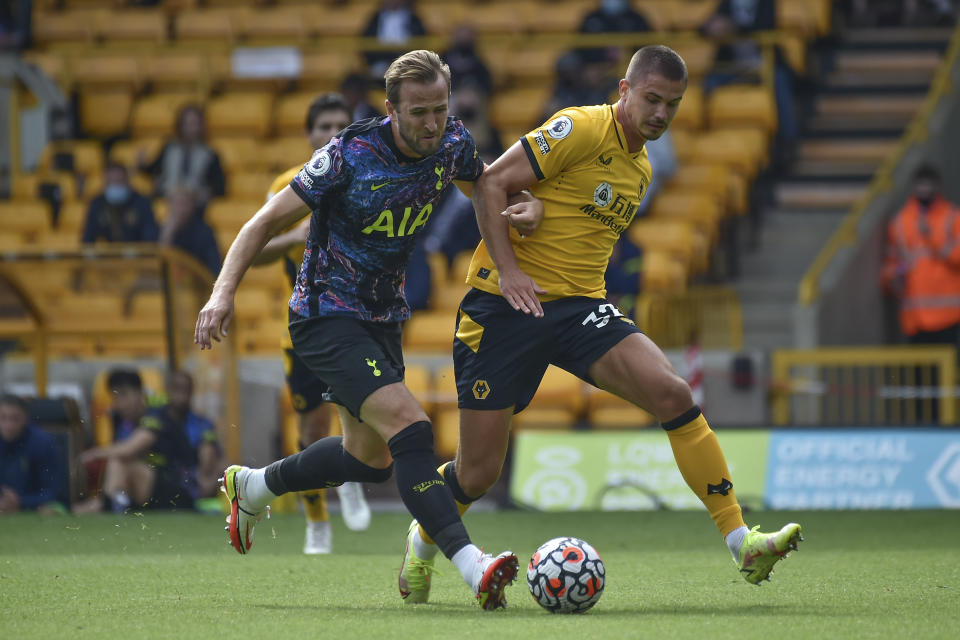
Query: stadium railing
770 346 957 426
635 285 744 350
0 244 242 461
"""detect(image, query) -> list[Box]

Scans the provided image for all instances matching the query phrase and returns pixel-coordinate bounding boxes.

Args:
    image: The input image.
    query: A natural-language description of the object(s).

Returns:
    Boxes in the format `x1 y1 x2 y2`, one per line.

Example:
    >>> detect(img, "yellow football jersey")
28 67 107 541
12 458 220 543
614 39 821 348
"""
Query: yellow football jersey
266 165 304 349
466 104 651 300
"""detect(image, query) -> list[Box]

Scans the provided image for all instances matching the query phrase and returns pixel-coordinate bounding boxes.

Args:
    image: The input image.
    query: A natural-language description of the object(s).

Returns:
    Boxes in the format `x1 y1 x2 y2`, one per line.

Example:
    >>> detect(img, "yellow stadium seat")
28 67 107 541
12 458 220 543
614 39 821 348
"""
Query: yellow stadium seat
512 366 585 431
666 162 729 211
490 87 551 131
97 9 168 47
209 138 262 173
10 172 78 204
707 85 778 138
690 128 767 179
647 190 724 239
528 0 595 32
776 0 816 37
33 230 80 252
403 310 458 354
130 92 197 138
458 2 531 34
205 92 275 139
405 364 434 416
37 140 105 178
57 201 88 235
426 251 449 304
262 136 311 174
432 408 460 459
141 54 210 95
174 9 243 46
309 2 375 37
639 250 688 294
670 84 704 131
205 198 261 234
662 0 721 30
79 90 134 138
0 202 52 241
0 231 23 252
628 219 708 274
418 4 467 34
670 38 717 80
32 10 97 48
299 51 364 87
70 54 142 92
21 52 69 89
274 92 320 137
242 7 311 44
585 387 656 429
449 250 476 285
228 170 279 200
431 364 460 412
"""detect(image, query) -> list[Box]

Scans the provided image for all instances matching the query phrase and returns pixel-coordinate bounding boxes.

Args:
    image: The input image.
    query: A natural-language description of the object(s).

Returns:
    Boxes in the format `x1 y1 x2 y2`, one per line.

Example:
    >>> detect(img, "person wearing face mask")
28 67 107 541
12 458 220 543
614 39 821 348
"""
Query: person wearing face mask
81 162 159 244
578 0 651 65
883 164 960 348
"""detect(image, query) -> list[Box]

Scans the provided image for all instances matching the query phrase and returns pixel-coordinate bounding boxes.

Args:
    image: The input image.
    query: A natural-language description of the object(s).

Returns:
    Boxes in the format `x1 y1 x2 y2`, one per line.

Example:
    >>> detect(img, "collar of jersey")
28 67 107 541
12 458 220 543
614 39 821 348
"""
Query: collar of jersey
610 102 646 161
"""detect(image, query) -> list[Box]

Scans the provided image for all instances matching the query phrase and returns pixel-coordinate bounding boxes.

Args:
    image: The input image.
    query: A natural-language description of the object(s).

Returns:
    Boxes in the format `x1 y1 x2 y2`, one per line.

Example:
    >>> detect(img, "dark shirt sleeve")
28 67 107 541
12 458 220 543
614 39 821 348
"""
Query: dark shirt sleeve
81 199 102 243
136 195 160 242
205 150 227 198
142 142 170 177
453 123 484 181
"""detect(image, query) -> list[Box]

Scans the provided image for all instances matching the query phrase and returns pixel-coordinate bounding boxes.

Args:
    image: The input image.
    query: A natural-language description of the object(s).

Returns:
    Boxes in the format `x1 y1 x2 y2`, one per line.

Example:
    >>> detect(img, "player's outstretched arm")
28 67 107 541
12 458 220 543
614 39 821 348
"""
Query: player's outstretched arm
195 187 310 349
252 217 310 266
473 143 547 317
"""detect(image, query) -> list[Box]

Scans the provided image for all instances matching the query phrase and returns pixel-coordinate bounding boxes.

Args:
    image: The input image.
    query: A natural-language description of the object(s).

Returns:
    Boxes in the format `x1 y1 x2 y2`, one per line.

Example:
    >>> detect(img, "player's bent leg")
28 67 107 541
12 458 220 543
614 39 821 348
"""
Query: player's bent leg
454 408 514 498
737 523 804 585
361 384 519 609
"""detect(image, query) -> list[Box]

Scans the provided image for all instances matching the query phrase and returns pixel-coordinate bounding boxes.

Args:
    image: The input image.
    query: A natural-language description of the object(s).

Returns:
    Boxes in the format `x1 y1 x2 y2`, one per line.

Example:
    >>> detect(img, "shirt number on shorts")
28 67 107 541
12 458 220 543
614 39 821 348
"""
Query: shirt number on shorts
581 303 623 328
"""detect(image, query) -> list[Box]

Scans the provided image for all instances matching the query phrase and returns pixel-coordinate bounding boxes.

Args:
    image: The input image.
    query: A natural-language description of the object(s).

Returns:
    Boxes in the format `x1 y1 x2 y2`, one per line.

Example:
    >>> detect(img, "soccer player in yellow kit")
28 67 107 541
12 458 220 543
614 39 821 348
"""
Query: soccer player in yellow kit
399 46 803 603
256 94 371 554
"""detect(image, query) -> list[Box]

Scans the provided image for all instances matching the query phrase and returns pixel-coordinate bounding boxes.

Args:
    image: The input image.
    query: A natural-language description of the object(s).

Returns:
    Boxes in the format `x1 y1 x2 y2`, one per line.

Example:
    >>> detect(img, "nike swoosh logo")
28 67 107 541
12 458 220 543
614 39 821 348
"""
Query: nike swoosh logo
371 182 389 191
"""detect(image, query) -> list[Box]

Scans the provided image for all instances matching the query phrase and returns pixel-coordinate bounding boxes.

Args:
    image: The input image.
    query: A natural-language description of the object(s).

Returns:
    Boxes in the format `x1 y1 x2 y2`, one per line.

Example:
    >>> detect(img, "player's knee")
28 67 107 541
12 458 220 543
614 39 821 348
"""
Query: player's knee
456 460 500 498
655 374 695 420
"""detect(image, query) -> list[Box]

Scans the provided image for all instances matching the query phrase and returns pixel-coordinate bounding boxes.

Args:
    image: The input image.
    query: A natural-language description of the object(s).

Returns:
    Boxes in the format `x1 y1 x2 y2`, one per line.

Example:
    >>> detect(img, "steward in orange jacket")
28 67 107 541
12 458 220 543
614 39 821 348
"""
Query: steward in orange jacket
883 165 960 341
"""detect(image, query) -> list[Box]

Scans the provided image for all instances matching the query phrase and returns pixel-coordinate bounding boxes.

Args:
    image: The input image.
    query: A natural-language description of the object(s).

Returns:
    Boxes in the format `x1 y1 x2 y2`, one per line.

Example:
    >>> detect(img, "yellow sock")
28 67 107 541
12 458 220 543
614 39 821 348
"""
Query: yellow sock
665 412 746 537
418 462 470 545
300 489 328 523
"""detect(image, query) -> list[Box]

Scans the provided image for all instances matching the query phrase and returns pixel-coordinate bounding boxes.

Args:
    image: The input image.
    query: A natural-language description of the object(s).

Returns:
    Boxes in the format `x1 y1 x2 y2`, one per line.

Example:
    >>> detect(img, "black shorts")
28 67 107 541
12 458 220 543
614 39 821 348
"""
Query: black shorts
454 289 641 412
289 314 405 419
283 347 328 414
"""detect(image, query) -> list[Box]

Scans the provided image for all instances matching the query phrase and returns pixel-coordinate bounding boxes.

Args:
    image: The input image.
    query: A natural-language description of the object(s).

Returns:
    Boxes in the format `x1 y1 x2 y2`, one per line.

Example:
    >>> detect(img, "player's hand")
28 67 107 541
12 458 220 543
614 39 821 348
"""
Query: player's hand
499 267 546 317
195 293 234 350
0 486 21 513
501 199 544 237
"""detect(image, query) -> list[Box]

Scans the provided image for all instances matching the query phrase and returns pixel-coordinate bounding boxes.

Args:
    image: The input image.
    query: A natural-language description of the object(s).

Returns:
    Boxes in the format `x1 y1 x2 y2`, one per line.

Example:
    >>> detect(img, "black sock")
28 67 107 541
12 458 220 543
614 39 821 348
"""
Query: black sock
264 436 392 495
389 421 471 559
444 462 483 504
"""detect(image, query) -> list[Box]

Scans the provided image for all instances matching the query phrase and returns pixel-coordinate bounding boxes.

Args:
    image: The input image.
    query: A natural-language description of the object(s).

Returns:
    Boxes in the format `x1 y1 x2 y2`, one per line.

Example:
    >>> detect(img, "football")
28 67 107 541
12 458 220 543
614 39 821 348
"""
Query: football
526 536 605 613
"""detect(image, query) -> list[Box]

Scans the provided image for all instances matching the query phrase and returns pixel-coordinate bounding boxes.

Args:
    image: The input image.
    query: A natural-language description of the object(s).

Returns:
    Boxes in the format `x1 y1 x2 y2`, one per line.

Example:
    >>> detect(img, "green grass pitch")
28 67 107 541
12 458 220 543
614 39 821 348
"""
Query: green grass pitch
2 509 959 639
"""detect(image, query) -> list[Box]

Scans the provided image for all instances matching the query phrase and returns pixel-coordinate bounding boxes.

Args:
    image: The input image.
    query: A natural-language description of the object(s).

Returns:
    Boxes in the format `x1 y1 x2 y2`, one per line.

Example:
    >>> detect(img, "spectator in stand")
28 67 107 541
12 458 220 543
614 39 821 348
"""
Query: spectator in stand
578 0 652 65
882 164 960 348
341 72 383 122
451 84 503 162
0 393 66 514
0 0 30 51
73 371 196 514
138 104 226 204
362 0 427 79
701 0 798 166
544 50 618 120
158 185 222 277
443 24 494 96
163 370 221 499
82 162 159 244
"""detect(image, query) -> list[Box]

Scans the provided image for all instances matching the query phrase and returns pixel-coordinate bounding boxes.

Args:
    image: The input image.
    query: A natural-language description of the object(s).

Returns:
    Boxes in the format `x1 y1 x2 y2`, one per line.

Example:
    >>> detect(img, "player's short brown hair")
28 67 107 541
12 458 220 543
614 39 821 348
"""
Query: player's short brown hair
384 50 451 106
625 45 688 85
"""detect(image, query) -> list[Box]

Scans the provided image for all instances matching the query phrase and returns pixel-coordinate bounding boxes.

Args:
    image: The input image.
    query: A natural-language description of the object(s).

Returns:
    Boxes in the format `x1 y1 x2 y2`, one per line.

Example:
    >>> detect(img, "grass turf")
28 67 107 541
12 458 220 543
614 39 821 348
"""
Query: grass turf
1 509 958 639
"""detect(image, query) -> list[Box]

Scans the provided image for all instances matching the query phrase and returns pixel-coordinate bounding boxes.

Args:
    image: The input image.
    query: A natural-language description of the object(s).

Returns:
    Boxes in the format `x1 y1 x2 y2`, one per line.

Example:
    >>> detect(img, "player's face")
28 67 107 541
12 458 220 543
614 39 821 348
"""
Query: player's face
111 387 144 422
386 75 449 158
308 109 351 151
619 72 685 141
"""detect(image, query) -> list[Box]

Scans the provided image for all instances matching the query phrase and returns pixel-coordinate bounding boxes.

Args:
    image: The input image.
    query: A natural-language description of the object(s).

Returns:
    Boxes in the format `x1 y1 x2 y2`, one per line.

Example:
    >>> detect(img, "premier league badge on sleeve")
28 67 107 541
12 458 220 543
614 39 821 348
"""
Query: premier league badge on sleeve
307 150 332 177
545 115 573 140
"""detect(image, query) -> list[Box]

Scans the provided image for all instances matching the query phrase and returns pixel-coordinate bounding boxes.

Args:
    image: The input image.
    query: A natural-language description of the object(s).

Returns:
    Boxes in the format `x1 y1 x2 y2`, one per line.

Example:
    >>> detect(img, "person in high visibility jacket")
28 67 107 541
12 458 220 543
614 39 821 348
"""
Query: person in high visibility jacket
883 164 960 346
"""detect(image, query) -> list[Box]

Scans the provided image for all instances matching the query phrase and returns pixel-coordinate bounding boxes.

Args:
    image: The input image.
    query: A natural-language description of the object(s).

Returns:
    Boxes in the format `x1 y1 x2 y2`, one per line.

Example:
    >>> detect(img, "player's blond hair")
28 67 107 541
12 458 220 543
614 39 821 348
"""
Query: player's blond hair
384 50 451 105
625 45 688 85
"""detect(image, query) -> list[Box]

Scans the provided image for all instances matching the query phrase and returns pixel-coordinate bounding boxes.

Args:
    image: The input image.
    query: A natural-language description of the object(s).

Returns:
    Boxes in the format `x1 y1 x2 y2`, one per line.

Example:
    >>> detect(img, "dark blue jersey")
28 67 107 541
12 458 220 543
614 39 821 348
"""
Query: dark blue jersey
289 116 483 322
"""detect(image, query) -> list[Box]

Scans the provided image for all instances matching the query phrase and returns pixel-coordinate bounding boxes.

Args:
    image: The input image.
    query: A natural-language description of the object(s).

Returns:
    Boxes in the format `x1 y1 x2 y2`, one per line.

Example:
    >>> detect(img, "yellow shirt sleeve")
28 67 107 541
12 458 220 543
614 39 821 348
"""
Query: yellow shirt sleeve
522 108 604 182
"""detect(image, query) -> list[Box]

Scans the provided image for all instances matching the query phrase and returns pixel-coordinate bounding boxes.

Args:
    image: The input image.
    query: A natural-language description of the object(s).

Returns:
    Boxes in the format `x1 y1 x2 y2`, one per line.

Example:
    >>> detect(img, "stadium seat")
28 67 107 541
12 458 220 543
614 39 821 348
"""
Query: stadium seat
432 408 460 459
669 84 704 131
585 387 656 429
32 10 97 49
670 38 718 81
174 9 243 47
0 202 53 242
527 0 596 33
141 54 210 95
706 85 778 139
57 202 88 235
97 9 169 47
299 51 364 88
209 138 263 173
431 364 460 412
639 249 688 294
511 366 585 431
79 90 134 138
426 252 449 303
205 198 261 234
690 128 767 180
628 219 708 275
309 2 374 37
262 136 310 173
228 170 279 200
274 92 321 137
404 311 458 354
34 230 81 252
242 7 311 44
776 0 817 37
458 2 531 34
21 52 69 89
10 172 78 204
70 54 142 93
37 140 105 178
404 364 434 416
664 0 722 30
205 92 275 139
418 4 467 34
490 87 552 131
431 250 474 311
108 137 164 171
666 163 729 212
0 231 23 252
647 190 724 240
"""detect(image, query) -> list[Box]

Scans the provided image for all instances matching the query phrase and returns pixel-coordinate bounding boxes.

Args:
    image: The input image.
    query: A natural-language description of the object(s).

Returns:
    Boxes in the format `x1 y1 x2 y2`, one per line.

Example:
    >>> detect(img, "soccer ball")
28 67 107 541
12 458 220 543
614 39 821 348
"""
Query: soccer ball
526 536 605 613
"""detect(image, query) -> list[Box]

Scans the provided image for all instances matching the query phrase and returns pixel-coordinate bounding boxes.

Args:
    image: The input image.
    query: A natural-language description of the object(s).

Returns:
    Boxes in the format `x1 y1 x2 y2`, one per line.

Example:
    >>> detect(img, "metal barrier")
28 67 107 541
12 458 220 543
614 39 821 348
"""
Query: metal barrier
770 346 957 426
0 244 241 461
635 285 744 350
